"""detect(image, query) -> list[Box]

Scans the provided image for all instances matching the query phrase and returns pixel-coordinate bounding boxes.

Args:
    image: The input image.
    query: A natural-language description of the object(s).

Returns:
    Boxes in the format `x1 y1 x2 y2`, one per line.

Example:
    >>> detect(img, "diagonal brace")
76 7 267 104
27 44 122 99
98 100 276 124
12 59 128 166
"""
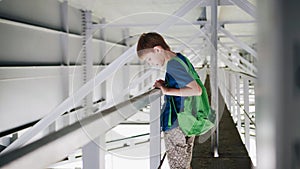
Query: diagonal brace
219 27 257 59
229 0 256 18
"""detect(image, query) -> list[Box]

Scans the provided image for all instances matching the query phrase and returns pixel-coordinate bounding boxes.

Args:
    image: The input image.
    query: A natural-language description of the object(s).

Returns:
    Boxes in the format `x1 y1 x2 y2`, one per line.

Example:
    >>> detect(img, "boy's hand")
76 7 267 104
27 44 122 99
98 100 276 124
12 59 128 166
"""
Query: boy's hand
153 79 165 89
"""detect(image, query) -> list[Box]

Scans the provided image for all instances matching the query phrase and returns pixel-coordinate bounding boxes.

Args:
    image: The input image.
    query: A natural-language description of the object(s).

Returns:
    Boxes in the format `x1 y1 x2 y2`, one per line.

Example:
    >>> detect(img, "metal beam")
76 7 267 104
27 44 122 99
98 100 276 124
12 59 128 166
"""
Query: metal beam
243 78 250 151
236 75 242 133
92 20 255 29
210 0 219 158
1 0 202 154
82 137 105 169
150 95 161 169
0 90 161 169
219 27 257 59
152 0 205 33
82 10 94 117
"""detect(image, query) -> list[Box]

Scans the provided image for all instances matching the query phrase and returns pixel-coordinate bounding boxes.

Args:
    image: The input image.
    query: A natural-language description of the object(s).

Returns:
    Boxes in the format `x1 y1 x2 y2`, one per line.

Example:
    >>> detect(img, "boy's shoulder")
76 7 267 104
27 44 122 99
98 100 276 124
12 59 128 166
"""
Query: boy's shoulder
166 57 182 71
167 54 187 69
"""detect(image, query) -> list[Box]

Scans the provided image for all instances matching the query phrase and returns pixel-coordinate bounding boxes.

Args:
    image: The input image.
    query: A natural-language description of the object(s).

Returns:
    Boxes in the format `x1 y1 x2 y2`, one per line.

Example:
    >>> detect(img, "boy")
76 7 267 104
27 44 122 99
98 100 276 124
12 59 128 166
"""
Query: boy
137 32 202 169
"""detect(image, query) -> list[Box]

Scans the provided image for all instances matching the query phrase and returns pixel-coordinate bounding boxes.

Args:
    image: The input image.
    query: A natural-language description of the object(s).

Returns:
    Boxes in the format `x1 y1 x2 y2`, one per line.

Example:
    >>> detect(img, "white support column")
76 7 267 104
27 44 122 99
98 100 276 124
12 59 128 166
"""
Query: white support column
43 0 70 137
210 0 219 157
82 10 94 117
243 78 250 151
236 75 241 133
82 14 106 168
150 95 161 169
83 137 106 169
60 0 70 104
99 18 107 103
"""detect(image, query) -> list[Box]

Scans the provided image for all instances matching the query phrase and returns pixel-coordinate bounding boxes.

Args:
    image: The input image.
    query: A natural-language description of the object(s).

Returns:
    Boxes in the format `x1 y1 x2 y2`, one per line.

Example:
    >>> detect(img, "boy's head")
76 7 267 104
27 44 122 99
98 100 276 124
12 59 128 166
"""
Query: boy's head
136 32 170 61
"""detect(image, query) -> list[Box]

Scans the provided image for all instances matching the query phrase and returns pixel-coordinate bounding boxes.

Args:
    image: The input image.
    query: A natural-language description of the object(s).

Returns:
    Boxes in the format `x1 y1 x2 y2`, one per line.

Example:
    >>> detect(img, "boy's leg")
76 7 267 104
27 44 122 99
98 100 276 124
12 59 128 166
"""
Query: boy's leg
164 127 195 169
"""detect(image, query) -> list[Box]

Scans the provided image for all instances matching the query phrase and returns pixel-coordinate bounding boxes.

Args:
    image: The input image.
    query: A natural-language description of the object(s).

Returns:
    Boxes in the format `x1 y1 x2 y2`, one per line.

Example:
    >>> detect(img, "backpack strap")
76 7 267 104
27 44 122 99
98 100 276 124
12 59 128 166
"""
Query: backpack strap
171 56 200 83
166 56 194 128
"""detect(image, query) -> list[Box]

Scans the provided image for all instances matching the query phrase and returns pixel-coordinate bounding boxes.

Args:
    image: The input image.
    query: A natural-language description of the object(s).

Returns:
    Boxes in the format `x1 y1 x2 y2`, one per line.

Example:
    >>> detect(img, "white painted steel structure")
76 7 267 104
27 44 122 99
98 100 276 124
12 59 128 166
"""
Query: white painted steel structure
8 0 300 169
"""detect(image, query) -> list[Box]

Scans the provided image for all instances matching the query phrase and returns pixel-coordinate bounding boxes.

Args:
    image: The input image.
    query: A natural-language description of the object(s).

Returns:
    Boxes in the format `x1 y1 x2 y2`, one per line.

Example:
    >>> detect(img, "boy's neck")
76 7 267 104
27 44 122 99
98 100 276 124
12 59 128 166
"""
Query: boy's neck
165 50 177 62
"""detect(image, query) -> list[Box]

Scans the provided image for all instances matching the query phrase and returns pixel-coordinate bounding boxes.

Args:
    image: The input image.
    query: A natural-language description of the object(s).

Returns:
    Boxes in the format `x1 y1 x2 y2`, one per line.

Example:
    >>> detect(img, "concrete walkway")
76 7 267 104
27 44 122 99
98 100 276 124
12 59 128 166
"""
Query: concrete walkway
191 76 253 169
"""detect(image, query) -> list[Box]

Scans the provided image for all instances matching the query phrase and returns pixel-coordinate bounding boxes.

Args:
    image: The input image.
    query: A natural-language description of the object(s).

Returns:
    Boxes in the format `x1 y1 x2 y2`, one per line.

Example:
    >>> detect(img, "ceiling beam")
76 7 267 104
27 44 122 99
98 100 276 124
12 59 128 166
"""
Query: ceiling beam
219 27 257 58
92 20 255 29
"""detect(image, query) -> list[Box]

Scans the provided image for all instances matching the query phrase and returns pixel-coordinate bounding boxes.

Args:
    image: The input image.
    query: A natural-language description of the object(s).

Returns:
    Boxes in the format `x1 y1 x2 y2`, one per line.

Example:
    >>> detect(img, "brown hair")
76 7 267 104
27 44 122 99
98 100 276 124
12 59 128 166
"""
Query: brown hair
136 32 170 58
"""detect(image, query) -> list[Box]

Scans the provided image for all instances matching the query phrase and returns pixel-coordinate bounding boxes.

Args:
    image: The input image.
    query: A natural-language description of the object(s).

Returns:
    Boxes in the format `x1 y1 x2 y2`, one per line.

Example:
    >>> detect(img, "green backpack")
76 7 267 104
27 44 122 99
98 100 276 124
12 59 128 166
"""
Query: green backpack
168 56 215 137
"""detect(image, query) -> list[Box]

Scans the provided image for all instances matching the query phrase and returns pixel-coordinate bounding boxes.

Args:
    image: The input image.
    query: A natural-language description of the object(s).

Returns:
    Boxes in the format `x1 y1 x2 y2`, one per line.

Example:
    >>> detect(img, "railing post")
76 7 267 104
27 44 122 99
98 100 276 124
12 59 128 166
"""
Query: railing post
243 78 250 151
232 73 237 121
236 75 241 133
82 137 106 169
226 71 231 112
150 93 161 169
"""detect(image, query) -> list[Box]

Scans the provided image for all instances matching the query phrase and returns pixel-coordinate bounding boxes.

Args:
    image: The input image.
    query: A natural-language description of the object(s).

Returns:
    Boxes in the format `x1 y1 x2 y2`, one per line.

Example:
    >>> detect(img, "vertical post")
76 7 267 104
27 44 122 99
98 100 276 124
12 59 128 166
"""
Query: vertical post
82 137 106 169
61 0 70 101
122 28 130 101
61 0 70 130
43 0 70 136
232 74 236 121
210 0 219 157
226 71 231 112
82 10 94 117
82 10 106 169
99 18 107 103
243 78 250 151
236 75 241 133
150 94 161 169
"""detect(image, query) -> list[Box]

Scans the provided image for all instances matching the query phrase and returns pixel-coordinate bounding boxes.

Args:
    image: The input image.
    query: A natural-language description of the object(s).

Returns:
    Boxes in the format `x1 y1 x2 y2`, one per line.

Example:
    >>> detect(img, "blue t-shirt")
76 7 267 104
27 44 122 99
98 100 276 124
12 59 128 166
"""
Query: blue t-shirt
161 53 194 131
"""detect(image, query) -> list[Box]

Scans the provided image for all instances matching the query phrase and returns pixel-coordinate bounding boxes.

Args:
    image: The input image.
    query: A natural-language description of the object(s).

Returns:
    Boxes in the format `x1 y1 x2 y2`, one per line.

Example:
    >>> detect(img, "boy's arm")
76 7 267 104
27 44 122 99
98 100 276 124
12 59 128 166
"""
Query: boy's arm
154 80 202 96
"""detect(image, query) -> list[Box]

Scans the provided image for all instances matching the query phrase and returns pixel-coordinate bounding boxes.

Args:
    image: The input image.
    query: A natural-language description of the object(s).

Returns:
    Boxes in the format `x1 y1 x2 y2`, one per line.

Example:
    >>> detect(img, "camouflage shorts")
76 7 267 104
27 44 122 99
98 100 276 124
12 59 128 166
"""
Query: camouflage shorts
164 127 195 169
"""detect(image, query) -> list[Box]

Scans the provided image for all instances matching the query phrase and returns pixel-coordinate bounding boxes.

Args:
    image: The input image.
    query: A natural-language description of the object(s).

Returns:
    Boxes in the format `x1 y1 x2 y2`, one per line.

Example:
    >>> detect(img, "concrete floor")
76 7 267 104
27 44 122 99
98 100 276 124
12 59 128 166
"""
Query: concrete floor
191 76 253 169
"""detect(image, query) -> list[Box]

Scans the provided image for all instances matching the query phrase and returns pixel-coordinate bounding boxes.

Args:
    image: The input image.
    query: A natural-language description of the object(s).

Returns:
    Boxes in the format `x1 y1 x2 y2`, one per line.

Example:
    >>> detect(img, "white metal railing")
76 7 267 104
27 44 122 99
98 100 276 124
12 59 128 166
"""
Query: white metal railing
218 68 257 166
0 89 162 169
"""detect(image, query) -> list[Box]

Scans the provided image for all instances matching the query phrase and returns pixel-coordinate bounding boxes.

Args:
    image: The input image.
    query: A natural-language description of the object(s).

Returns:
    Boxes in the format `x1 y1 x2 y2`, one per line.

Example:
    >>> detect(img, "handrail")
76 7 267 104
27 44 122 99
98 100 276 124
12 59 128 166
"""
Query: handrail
218 79 256 126
224 69 257 81
0 89 162 169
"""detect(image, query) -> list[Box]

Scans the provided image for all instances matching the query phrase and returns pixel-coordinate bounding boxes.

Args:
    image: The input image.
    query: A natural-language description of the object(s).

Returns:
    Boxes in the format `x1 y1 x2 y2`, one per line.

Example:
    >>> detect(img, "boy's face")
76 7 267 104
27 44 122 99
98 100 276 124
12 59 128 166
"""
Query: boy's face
143 51 165 67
